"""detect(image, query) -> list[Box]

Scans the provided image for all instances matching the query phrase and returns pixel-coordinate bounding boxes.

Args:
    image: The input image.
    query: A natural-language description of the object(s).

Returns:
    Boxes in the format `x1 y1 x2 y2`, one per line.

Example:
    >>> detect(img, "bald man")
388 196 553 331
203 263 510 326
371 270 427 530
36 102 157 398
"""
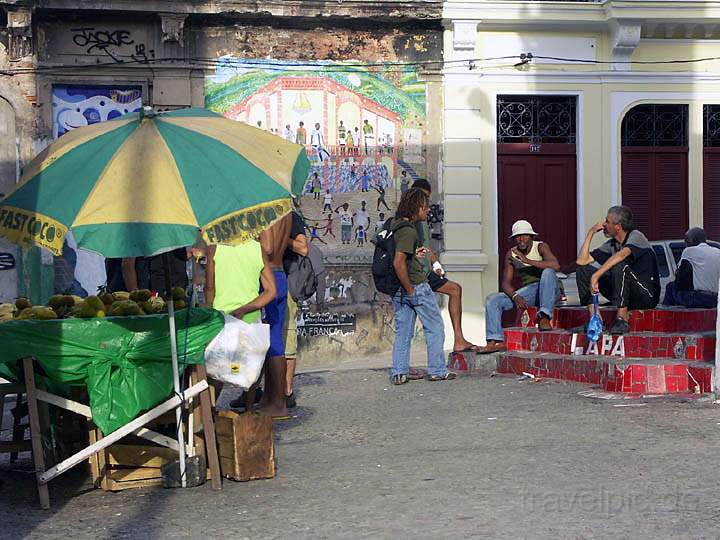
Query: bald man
663 227 720 309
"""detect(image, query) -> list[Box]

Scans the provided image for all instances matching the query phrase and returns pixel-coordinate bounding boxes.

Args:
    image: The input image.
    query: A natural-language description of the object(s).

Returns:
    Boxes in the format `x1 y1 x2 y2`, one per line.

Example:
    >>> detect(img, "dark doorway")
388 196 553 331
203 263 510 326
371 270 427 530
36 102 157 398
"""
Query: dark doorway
496 96 578 281
621 104 689 240
703 105 720 240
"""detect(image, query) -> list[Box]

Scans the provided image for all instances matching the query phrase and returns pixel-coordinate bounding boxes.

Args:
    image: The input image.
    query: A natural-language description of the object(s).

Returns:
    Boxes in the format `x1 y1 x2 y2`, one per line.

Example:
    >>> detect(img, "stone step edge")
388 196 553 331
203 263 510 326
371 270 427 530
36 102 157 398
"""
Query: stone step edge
495 351 714 394
503 327 716 362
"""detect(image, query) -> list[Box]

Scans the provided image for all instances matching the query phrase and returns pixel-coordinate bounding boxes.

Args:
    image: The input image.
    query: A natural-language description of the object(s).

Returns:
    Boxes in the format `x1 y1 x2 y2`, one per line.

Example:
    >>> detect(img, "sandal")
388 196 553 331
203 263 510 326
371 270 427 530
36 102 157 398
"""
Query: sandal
391 374 409 385
426 372 457 382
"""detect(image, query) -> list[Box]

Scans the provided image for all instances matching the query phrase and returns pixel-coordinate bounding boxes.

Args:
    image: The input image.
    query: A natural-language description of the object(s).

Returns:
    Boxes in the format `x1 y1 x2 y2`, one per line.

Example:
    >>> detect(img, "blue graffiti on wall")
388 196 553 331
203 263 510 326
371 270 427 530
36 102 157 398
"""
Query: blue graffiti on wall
52 85 143 138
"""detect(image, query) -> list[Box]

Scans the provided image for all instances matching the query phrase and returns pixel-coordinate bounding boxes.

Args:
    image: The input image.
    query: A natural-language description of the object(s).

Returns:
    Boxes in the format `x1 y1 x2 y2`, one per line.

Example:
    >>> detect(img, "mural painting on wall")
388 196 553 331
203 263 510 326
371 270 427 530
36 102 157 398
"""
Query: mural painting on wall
52 85 143 138
51 85 144 296
205 58 427 266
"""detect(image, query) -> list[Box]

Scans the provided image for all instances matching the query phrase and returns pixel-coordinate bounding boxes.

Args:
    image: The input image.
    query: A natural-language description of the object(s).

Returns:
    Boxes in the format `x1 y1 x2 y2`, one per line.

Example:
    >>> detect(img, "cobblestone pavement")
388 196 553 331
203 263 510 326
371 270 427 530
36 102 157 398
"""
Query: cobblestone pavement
1 369 720 539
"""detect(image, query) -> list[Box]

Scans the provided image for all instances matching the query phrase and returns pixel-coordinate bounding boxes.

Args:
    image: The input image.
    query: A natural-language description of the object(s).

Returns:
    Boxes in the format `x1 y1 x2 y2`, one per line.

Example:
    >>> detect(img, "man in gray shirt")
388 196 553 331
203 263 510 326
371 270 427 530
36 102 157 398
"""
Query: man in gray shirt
575 205 659 335
663 227 719 308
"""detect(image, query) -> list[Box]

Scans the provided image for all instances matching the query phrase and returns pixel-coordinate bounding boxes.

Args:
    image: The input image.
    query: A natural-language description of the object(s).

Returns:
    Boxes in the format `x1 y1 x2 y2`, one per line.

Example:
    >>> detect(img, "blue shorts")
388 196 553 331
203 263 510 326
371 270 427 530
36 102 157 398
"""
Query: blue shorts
263 270 288 358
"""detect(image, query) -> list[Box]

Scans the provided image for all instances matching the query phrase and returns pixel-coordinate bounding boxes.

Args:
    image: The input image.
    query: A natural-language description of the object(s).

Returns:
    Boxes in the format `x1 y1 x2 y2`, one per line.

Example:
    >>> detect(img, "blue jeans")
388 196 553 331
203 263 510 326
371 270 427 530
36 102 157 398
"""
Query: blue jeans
485 268 560 342
663 281 718 309
392 282 447 377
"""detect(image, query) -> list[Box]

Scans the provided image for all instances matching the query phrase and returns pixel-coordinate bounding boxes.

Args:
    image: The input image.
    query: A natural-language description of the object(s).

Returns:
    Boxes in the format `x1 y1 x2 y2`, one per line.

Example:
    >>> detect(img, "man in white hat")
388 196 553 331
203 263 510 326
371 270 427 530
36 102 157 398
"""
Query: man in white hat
478 220 561 354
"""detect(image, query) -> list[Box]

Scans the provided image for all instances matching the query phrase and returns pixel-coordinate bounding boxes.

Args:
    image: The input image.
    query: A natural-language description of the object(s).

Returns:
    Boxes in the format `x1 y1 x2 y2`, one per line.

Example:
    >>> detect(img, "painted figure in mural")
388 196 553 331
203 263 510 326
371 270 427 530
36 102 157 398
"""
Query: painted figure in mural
361 168 371 192
480 219 561 355
310 122 331 162
323 213 336 239
390 187 455 385
335 203 354 245
374 212 386 237
350 163 358 189
284 124 294 142
412 179 481 354
322 190 333 212
345 126 356 154
338 120 347 155
373 182 391 212
362 119 375 154
310 223 327 245
356 225 367 247
295 121 307 145
352 127 361 154
312 172 322 200
354 200 371 232
400 170 410 194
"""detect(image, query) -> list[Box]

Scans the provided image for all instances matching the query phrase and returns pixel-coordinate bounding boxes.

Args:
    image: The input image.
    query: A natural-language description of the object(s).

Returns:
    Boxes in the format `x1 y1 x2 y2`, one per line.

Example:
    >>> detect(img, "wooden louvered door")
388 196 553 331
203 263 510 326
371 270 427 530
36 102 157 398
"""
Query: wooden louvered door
621 147 688 240
704 148 720 239
498 143 577 281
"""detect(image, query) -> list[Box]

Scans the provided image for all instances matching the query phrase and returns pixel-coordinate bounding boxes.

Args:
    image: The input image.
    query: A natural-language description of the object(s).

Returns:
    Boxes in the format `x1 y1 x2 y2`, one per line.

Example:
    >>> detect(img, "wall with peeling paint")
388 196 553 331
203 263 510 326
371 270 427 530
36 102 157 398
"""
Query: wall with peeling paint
1 5 444 366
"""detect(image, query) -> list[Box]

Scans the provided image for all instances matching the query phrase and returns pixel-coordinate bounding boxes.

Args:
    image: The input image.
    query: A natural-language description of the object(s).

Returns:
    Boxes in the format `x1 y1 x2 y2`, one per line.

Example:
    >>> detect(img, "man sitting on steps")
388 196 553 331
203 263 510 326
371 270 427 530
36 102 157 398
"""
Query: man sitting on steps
478 220 561 354
575 205 660 335
663 227 719 309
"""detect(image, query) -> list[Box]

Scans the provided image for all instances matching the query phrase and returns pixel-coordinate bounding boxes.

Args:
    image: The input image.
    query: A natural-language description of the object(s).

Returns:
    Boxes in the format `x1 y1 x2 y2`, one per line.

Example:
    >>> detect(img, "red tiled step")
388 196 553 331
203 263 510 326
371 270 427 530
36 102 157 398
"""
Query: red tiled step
497 351 714 395
504 328 716 361
514 306 717 333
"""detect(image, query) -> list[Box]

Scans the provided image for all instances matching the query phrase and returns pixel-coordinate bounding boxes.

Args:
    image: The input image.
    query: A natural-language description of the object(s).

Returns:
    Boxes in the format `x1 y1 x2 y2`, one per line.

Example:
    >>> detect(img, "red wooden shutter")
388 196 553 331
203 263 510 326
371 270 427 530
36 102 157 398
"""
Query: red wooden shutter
704 148 720 239
654 150 688 239
621 150 653 236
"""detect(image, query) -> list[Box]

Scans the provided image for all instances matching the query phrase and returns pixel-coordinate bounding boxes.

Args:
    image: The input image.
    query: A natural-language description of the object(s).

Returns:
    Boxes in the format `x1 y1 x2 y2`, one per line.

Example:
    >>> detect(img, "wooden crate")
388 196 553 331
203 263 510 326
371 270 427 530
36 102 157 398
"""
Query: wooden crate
90 443 176 491
216 411 275 481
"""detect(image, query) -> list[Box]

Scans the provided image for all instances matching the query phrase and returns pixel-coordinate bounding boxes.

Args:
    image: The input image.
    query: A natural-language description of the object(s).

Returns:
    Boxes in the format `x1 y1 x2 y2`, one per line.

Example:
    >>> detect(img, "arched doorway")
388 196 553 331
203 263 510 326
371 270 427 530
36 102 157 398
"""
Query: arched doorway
621 104 689 239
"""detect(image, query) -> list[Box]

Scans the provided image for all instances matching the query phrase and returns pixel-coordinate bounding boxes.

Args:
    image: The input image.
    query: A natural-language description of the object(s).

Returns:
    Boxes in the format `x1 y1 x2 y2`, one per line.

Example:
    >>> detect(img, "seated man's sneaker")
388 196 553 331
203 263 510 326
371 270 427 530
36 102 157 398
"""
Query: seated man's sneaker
537 314 553 332
609 317 630 335
477 341 506 354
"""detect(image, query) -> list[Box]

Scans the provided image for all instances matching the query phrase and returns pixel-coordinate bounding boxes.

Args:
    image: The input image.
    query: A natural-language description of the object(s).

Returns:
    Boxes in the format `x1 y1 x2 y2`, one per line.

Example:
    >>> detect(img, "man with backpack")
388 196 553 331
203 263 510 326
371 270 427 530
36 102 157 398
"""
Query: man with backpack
375 187 455 385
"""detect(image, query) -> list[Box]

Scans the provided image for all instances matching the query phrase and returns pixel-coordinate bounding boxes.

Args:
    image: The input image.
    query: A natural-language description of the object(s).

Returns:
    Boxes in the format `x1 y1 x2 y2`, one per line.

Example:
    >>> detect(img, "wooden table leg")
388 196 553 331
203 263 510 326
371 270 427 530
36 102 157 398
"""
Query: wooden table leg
23 358 50 510
195 365 221 490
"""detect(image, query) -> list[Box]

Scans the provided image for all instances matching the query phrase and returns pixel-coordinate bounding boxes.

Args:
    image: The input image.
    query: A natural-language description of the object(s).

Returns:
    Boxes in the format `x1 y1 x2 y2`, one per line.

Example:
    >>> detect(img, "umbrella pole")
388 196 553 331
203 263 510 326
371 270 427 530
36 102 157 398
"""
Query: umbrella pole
163 252 187 488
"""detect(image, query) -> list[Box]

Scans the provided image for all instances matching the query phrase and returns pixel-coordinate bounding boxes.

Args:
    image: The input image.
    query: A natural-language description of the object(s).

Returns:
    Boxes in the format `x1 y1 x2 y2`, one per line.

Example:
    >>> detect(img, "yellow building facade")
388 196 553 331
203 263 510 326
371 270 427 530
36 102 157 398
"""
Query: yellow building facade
441 0 720 345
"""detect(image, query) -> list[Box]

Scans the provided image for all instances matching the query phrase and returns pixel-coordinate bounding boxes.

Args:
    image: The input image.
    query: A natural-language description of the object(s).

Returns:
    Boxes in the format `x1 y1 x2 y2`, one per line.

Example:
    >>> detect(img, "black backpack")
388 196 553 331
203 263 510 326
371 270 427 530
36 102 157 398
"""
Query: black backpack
284 243 326 302
372 218 415 295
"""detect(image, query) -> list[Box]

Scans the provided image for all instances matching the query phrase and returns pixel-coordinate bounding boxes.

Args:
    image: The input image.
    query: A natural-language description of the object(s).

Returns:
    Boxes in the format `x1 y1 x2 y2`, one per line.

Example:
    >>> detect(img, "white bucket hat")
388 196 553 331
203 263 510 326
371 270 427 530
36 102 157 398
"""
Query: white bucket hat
509 219 538 238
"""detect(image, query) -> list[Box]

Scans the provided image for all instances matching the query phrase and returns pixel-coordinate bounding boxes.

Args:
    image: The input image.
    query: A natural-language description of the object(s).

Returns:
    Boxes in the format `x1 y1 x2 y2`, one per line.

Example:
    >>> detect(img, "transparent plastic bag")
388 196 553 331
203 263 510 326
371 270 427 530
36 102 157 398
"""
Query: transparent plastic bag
204 314 270 389
587 294 603 343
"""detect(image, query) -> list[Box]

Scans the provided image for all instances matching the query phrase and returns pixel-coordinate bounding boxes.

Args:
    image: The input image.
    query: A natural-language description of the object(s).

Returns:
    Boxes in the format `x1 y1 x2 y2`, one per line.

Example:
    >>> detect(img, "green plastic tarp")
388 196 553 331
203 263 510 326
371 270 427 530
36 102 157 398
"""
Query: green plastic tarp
0 308 224 434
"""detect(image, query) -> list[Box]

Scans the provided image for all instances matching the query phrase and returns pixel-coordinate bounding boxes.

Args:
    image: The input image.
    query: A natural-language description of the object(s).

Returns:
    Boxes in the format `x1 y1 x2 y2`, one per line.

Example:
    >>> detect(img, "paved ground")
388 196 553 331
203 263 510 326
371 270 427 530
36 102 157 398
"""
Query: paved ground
2 368 720 539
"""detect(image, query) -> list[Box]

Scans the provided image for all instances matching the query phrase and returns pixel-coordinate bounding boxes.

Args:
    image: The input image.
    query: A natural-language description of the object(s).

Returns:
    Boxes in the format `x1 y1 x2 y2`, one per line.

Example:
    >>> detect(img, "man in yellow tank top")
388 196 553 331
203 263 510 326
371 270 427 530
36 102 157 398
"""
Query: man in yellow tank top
478 220 561 354
204 240 277 408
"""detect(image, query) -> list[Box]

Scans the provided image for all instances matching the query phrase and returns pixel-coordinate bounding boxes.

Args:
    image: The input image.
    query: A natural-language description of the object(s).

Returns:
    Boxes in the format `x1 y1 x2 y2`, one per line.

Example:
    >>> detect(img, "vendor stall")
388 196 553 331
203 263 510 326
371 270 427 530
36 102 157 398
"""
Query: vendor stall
0 106 309 507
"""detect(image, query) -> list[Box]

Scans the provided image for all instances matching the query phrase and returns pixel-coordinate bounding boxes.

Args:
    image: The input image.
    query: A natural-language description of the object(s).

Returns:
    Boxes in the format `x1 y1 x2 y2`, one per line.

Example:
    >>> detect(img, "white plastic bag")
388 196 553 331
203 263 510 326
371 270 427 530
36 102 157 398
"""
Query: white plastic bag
204 314 270 389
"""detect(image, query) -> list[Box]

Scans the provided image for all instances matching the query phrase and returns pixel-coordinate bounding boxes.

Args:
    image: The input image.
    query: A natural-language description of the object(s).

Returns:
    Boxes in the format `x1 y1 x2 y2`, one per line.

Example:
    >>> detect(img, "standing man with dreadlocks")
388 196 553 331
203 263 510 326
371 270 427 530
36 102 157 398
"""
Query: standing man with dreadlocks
389 187 456 385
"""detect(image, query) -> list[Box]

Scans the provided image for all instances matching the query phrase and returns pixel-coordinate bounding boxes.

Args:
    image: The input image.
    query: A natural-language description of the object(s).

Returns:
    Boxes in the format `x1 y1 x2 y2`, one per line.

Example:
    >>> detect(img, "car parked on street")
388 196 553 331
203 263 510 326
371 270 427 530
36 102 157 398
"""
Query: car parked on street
558 239 720 306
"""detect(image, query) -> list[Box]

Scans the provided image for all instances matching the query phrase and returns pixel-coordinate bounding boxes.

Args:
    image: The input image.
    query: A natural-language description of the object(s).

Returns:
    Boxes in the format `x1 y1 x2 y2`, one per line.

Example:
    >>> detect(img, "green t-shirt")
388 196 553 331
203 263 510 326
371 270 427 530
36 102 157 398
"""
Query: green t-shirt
393 219 427 286
415 220 432 275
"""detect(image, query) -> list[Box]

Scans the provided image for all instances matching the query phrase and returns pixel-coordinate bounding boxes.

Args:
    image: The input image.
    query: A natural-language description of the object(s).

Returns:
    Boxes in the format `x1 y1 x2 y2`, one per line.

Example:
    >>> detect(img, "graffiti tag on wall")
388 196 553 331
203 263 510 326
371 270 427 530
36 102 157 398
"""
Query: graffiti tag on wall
297 311 357 337
70 27 155 64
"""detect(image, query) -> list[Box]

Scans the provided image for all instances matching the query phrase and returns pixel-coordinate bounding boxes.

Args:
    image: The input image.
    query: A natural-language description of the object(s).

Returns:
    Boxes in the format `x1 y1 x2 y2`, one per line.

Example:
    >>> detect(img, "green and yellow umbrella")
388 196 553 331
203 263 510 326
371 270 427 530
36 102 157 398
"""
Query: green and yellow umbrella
0 108 310 257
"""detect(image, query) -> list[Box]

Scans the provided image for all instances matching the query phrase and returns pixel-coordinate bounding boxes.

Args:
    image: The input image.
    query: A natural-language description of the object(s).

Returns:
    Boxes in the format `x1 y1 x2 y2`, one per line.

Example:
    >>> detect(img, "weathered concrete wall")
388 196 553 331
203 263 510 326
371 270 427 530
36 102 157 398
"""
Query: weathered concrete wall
197 19 443 365
1 5 444 366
